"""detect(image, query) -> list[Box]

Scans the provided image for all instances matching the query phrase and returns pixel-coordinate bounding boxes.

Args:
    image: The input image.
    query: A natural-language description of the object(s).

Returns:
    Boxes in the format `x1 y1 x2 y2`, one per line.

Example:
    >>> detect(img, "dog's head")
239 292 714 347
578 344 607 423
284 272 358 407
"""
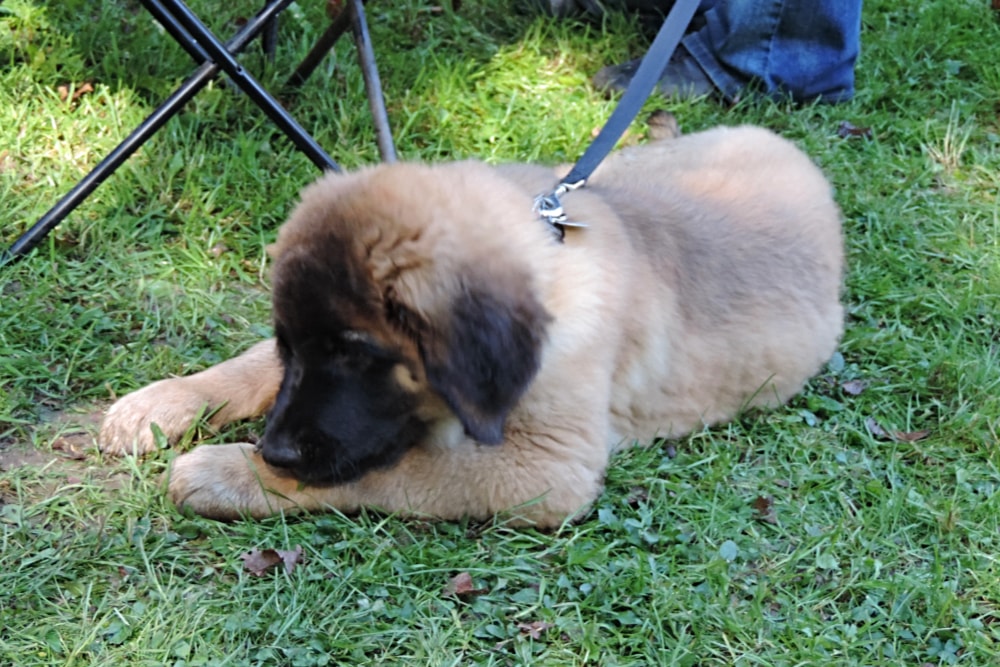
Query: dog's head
259 162 552 485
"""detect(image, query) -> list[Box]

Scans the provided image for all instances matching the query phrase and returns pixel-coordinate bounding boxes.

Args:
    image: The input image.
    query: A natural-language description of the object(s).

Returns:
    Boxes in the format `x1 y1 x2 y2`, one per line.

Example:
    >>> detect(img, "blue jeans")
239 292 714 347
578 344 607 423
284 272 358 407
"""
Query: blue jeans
682 0 862 103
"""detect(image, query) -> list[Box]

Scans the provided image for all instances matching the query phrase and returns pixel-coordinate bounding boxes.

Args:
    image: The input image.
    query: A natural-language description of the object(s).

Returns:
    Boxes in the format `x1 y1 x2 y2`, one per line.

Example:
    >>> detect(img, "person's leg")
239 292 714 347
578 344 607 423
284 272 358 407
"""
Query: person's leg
683 0 862 102
595 0 862 104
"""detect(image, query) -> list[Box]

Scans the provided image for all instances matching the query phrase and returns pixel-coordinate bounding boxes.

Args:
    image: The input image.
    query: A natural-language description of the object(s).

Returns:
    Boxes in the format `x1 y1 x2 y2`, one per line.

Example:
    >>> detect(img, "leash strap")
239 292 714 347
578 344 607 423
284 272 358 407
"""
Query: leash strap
535 0 700 240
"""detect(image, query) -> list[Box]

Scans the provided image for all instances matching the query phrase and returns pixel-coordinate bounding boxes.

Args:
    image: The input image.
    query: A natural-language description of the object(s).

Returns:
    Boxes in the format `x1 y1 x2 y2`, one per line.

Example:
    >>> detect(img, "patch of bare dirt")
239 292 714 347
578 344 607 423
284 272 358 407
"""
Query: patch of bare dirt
0 407 127 505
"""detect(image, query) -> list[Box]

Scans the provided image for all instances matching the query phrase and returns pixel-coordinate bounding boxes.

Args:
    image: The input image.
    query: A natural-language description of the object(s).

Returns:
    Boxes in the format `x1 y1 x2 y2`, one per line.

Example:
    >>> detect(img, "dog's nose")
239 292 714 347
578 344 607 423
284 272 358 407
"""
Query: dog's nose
260 437 302 469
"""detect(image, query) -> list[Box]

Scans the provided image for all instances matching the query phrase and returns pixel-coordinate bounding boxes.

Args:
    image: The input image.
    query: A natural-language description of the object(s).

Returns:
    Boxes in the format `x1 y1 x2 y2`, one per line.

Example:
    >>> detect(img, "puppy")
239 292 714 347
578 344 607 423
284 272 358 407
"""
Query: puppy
99 125 844 526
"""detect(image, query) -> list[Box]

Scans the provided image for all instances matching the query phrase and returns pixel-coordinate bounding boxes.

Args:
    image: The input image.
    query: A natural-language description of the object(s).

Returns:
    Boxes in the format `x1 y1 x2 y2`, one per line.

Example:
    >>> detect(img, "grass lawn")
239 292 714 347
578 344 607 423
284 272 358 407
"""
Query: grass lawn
2 0 999 664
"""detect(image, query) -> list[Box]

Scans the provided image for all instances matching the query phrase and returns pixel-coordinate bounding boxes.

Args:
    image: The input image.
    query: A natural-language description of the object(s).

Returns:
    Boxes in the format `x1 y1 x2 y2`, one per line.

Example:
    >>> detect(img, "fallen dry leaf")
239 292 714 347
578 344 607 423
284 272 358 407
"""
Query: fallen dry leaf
841 379 867 396
517 620 554 640
836 121 873 140
865 417 888 439
892 429 932 443
865 418 931 443
51 436 87 460
442 572 487 598
646 109 680 141
752 495 778 525
241 545 303 576
57 81 94 103
626 486 649 506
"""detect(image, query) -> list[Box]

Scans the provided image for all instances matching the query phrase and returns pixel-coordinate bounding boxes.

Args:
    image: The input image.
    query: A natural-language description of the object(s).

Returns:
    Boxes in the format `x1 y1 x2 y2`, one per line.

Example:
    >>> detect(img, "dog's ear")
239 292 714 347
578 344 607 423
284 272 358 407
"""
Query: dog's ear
420 282 550 445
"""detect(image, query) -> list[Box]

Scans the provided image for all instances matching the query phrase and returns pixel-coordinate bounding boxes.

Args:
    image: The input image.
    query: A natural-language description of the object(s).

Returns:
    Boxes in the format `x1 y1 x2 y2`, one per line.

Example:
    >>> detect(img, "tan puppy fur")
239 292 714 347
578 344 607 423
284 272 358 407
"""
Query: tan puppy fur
99 125 843 527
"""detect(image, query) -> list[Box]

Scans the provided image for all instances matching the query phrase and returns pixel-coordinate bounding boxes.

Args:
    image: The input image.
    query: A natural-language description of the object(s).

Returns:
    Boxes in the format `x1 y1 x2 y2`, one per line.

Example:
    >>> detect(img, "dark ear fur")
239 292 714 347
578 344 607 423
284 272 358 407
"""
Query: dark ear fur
421 282 550 444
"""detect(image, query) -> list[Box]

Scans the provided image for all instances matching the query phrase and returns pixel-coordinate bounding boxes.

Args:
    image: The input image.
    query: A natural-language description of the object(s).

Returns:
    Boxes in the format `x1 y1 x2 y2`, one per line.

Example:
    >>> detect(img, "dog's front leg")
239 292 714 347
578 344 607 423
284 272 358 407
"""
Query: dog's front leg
99 340 282 456
167 430 608 528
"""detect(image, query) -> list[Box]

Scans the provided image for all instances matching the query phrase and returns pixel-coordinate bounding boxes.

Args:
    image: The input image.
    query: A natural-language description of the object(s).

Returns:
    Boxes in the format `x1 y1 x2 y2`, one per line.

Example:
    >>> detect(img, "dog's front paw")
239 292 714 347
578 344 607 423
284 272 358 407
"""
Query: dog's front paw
99 378 211 456
167 444 302 520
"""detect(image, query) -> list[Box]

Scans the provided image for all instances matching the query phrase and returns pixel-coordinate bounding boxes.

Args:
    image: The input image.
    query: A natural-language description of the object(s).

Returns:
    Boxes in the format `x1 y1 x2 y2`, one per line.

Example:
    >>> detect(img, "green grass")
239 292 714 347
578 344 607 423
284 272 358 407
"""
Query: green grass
2 0 999 664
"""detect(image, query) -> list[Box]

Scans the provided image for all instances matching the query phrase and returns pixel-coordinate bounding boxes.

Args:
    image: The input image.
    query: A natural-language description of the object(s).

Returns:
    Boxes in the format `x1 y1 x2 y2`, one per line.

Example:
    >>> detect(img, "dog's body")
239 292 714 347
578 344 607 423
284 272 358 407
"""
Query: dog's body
99 125 843 527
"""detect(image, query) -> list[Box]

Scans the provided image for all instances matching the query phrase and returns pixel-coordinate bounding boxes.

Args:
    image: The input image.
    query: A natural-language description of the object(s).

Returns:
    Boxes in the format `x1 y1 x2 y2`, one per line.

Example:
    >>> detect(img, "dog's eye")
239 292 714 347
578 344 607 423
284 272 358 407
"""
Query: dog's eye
341 330 374 346
328 330 373 355
325 331 395 367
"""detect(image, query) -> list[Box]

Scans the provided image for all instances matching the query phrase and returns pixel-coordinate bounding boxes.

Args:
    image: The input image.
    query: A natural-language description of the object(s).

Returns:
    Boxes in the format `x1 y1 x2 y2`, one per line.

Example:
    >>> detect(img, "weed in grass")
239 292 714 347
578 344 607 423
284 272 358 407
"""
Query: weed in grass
2 0 1000 665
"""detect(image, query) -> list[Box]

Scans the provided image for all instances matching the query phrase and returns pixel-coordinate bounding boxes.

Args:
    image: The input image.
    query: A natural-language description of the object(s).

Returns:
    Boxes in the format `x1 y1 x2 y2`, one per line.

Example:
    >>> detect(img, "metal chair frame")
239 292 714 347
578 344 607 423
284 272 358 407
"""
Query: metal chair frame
2 0 395 265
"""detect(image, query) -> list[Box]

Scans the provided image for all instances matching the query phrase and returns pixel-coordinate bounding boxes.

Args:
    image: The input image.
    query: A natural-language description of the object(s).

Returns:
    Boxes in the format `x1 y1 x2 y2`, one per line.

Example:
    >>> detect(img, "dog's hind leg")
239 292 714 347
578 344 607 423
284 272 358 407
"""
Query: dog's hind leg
99 339 282 456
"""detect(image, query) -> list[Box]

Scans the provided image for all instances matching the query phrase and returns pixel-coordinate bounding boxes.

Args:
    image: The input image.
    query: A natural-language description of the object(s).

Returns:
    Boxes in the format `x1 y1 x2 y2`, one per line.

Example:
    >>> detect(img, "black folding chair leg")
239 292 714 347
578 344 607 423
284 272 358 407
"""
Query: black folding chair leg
146 0 279 65
262 3 280 61
284 0 397 163
1 0 305 266
349 0 397 162
284 7 354 90
3 0 401 266
142 0 213 64
150 0 339 172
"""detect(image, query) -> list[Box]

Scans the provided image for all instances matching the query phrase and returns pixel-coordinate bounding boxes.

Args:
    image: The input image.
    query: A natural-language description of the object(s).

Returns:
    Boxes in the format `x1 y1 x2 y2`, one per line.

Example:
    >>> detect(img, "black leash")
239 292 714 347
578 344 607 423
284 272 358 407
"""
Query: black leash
534 0 700 240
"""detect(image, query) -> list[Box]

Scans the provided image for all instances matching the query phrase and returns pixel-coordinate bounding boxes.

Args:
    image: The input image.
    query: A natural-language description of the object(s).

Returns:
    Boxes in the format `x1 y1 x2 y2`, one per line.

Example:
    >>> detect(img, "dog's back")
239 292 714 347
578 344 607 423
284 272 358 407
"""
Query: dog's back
579 126 844 441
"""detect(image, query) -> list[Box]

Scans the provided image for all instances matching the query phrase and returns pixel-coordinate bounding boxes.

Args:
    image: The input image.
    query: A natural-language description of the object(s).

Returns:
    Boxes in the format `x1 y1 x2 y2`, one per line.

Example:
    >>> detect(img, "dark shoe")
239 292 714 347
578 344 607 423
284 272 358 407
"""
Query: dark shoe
593 45 717 100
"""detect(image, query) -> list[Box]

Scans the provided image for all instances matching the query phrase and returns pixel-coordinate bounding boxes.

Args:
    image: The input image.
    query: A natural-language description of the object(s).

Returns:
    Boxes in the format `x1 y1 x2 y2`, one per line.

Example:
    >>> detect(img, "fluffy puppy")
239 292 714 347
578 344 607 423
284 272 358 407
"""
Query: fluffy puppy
99 125 844 526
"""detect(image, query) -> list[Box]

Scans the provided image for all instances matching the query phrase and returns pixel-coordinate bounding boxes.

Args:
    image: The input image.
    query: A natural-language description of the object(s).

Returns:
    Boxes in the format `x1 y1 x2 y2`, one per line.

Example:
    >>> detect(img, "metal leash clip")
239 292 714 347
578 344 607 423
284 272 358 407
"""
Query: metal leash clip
527 0 698 245
533 180 587 242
